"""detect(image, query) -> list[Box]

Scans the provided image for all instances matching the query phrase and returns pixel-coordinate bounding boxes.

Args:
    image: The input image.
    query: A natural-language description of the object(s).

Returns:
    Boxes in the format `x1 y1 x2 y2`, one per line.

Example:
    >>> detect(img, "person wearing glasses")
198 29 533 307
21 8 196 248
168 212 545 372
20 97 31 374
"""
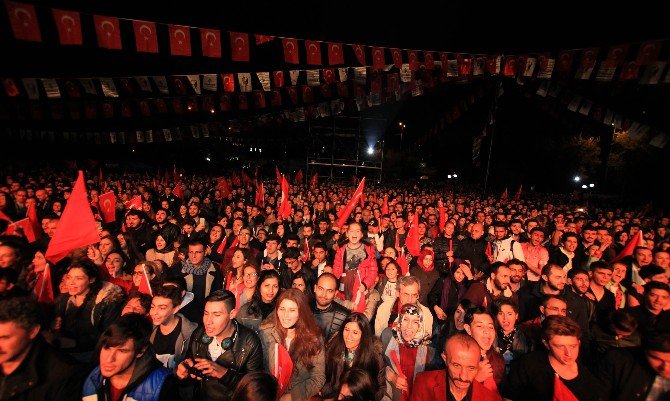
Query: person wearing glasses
519 294 568 347
221 227 261 270
179 240 223 324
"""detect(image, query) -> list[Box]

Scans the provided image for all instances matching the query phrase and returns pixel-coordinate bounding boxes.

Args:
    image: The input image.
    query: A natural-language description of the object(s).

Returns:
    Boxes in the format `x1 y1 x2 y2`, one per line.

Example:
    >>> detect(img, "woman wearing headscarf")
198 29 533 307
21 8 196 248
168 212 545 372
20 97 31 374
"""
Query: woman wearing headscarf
408 249 439 306
145 226 178 267
380 304 438 401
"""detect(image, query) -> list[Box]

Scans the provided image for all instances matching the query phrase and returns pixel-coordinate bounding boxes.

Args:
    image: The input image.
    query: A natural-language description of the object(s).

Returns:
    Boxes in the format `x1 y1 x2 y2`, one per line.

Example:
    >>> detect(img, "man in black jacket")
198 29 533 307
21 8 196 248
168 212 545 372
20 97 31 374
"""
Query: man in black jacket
177 290 263 401
0 297 83 401
311 273 349 341
454 223 490 277
595 330 670 401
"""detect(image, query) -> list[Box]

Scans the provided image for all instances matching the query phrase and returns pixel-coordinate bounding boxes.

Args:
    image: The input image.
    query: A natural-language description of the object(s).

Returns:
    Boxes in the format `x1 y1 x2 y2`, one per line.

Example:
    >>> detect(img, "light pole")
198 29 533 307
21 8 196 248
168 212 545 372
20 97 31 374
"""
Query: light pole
398 122 406 152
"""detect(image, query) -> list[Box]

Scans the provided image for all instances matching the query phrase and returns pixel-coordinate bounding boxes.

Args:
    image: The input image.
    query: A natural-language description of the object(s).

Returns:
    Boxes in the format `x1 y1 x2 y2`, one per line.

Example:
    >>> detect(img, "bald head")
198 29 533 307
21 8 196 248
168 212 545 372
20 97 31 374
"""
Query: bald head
442 334 481 391
471 223 485 240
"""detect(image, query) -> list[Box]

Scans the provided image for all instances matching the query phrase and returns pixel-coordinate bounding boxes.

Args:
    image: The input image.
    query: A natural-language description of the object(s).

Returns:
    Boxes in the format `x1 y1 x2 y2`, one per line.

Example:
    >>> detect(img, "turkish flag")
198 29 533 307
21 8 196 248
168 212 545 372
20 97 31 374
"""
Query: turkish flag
273 343 294 397
337 178 365 228
553 374 579 401
0 210 12 222
52 9 82 45
405 212 420 257
423 51 435 69
503 57 517 76
458 55 473 76
230 32 250 62
271 71 284 88
283 38 299 64
305 40 322 65
322 69 336 84
637 40 663 65
221 74 235 92
382 195 389 215
604 44 629 67
200 28 221 58
99 191 116 223
124 195 142 210
6 1 41 42
486 55 499 74
270 90 282 106
238 93 249 110
169 25 191 56
620 61 641 80
391 48 403 69
276 167 283 183
294 170 303 185
612 231 644 262
27 202 42 241
94 15 122 50
255 182 265 207
6 219 36 242
279 176 291 219
556 50 575 73
173 183 184 200
253 91 266 108
45 171 100 263
286 87 299 104
310 173 318 189
328 42 344 65
352 274 367 313
132 20 158 53
255 34 275 45
580 48 599 69
301 85 314 103
514 185 523 200
407 51 420 71
351 44 366 65
137 264 153 296
35 263 54 304
372 47 385 71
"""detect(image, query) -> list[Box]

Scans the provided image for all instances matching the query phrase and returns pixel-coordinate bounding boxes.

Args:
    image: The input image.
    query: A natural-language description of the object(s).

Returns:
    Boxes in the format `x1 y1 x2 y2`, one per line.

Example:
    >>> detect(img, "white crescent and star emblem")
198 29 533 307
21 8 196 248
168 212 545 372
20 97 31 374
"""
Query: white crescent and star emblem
331 44 340 55
60 15 75 32
235 36 246 51
309 43 318 55
286 41 295 53
100 20 115 37
14 8 32 27
139 24 152 40
174 29 187 45
103 199 112 211
205 32 216 46
374 49 382 62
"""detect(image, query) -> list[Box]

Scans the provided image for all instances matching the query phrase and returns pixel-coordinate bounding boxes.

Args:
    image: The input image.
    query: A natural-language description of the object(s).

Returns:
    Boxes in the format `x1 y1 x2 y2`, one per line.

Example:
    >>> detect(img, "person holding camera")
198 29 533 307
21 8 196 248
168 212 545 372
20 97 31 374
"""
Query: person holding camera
176 289 263 401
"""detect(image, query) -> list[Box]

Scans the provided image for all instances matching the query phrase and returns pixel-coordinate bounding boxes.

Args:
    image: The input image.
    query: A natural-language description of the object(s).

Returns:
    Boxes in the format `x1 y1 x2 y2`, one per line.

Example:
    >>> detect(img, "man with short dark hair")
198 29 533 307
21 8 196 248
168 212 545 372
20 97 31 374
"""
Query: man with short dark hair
282 248 316 290
176 290 263 401
463 262 514 310
410 334 502 401
625 281 670 332
0 297 83 401
180 240 223 323
311 273 349 341
83 313 180 401
586 261 616 324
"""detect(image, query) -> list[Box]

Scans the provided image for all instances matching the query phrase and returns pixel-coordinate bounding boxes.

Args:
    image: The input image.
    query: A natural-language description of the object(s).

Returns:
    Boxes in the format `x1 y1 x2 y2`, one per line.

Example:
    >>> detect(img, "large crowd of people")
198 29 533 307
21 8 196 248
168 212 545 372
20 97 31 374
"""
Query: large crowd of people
1 169 670 401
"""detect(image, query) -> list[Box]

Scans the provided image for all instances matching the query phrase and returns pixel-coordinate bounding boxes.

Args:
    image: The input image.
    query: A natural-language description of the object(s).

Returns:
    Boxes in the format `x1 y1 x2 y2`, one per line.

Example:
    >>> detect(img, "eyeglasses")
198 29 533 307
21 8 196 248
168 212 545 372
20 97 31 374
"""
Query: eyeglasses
244 273 258 278
239 233 251 237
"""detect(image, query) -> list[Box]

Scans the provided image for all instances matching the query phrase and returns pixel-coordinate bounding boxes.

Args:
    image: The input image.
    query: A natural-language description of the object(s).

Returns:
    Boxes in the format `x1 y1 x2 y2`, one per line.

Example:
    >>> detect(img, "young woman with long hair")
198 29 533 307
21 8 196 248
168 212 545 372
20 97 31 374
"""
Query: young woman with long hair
259 288 325 401
322 313 384 401
237 270 281 333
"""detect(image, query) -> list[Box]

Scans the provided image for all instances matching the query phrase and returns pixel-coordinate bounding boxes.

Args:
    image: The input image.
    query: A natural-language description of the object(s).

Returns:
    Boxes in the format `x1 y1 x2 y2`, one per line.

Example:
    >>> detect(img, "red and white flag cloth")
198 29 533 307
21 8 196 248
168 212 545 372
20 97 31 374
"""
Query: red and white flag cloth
52 9 82 45
45 171 100 263
282 38 299 64
94 15 122 49
273 343 294 397
6 1 41 42
553 374 579 401
305 40 322 65
35 263 54 304
124 195 142 210
612 231 644 262
336 178 365 228
351 44 366 65
230 32 250 62
279 176 291 219
328 42 344 65
201 29 221 58
99 191 117 223
169 25 191 56
133 21 158 53
137 264 153 296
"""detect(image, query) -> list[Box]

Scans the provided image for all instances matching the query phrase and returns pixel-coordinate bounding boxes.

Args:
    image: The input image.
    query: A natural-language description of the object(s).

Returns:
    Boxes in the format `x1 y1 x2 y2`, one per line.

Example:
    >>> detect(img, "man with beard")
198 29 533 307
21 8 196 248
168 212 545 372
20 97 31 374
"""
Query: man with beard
507 259 528 293
463 262 514 312
410 334 502 401
311 273 349 341
517 264 590 337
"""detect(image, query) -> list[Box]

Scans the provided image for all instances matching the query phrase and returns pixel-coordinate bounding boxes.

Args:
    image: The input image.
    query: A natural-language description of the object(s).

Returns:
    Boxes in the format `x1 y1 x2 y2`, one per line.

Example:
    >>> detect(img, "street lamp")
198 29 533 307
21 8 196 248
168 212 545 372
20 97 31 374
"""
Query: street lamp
581 184 587 189
573 176 581 182
367 146 374 155
589 183 595 188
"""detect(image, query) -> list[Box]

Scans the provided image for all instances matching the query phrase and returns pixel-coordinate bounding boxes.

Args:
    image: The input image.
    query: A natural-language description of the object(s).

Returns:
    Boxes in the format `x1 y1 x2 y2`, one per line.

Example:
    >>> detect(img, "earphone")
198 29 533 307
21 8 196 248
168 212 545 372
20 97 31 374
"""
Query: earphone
200 319 239 351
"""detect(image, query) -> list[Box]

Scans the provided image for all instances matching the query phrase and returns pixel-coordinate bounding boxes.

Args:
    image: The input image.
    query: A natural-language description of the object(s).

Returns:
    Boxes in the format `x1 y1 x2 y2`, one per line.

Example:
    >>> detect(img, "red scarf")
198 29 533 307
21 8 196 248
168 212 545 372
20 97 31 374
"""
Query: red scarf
418 249 435 272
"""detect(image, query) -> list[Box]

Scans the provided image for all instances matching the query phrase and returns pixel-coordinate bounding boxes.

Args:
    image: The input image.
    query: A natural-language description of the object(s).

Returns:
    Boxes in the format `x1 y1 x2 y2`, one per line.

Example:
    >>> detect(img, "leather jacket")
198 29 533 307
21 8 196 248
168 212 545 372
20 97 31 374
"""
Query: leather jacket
312 301 350 341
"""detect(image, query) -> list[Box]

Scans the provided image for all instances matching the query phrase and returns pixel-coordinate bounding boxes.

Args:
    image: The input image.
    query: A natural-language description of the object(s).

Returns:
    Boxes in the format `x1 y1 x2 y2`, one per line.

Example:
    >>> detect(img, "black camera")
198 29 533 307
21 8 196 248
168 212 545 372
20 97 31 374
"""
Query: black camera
186 360 206 379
